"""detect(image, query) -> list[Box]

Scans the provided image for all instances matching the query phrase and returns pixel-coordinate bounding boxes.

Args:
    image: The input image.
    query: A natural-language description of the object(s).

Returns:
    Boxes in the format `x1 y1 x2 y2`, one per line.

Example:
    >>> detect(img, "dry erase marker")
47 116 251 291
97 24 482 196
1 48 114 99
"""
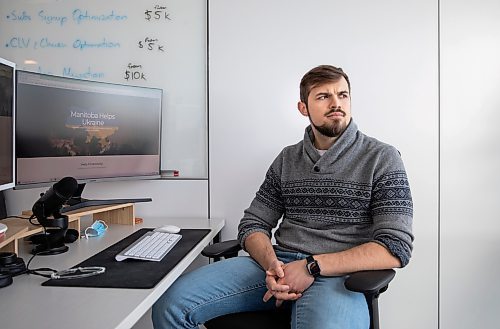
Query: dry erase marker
160 170 179 178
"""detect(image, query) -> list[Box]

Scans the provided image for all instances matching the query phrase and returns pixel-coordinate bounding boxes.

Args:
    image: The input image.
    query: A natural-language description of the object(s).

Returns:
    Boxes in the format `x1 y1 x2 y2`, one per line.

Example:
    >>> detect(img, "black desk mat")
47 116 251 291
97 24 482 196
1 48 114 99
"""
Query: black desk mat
42 228 211 289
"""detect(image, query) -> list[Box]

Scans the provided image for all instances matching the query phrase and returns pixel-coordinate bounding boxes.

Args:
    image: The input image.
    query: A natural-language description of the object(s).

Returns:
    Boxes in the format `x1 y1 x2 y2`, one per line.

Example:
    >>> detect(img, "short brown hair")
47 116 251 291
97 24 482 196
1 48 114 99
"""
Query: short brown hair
299 65 351 104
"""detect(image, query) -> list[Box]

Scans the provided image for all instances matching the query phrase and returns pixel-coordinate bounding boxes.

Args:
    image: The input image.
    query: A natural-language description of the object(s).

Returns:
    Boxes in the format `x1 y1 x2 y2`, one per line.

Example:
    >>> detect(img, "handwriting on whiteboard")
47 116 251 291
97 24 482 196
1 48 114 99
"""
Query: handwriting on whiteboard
6 9 128 26
2 4 173 83
144 5 171 21
124 63 147 81
138 37 165 52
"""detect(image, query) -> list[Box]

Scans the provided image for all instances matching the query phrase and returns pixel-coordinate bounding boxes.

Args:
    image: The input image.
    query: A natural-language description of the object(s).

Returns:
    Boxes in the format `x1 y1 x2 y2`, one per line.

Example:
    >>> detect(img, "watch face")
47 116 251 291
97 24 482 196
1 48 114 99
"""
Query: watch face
307 257 321 277
309 261 320 275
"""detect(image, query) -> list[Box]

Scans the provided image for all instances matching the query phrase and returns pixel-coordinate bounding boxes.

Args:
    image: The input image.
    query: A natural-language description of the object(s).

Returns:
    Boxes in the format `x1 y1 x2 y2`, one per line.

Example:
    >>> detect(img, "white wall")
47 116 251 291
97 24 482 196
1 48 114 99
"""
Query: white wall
209 1 438 328
440 0 500 328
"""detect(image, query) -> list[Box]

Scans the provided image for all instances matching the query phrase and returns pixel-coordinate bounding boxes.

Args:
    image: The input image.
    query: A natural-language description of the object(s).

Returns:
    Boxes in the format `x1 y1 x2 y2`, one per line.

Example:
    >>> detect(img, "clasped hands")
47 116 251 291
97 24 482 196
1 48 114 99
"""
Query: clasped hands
262 259 314 307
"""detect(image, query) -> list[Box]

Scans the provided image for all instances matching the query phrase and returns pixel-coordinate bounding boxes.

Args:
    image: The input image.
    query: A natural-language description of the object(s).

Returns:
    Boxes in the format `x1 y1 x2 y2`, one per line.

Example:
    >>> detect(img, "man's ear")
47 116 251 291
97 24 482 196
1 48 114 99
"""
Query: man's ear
297 101 309 117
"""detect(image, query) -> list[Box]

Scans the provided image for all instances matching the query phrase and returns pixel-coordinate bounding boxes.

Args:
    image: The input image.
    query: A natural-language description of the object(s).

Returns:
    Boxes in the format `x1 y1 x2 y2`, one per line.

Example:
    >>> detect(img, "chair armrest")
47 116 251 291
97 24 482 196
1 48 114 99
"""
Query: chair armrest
202 239 242 258
344 269 396 296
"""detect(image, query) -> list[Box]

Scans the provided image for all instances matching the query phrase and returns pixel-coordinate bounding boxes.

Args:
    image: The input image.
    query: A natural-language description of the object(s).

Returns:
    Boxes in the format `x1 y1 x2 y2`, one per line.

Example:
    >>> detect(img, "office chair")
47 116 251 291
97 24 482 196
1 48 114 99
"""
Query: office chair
202 240 395 329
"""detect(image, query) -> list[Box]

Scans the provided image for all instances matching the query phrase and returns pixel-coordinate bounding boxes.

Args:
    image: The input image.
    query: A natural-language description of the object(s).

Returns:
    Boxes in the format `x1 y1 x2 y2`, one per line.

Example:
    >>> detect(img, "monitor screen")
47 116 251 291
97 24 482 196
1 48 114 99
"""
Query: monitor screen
0 57 15 192
16 71 162 188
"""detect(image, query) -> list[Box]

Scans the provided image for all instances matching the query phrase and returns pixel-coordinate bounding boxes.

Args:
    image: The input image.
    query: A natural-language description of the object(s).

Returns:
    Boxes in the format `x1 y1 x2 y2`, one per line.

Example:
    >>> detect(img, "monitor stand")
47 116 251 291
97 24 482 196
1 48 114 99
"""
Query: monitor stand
60 183 152 214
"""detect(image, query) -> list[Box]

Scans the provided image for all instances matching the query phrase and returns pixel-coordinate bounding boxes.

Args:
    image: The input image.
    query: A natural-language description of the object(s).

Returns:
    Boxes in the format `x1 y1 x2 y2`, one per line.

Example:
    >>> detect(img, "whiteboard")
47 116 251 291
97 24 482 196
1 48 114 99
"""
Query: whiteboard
0 0 207 178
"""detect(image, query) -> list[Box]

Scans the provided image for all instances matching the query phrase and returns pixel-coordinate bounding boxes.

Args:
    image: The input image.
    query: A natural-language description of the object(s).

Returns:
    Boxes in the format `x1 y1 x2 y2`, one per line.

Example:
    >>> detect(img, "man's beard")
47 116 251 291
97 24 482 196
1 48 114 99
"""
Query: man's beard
308 109 347 138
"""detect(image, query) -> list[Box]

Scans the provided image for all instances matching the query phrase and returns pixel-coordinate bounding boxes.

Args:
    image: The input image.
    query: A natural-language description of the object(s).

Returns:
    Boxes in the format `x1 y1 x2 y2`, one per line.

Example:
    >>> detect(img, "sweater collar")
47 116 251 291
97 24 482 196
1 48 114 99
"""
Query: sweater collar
303 120 358 163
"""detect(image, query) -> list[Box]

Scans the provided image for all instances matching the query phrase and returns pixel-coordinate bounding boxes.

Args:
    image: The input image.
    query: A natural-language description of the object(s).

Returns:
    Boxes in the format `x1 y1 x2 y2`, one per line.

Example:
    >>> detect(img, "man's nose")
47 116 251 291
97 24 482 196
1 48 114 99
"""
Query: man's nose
329 96 340 108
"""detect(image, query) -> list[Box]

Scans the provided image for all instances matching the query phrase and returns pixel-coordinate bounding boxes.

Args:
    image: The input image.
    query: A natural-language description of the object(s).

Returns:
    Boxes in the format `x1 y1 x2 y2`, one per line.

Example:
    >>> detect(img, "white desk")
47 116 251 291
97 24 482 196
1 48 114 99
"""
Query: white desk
0 217 224 329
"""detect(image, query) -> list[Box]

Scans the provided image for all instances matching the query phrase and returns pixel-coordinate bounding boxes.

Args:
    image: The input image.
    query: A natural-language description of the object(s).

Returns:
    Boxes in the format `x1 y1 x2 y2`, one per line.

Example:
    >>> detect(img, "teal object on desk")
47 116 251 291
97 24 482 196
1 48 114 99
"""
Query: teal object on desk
84 220 108 238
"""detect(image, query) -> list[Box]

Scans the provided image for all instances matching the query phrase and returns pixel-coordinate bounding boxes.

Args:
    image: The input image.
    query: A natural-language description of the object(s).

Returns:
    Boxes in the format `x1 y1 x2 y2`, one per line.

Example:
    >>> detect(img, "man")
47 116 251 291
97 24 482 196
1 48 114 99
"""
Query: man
152 65 413 329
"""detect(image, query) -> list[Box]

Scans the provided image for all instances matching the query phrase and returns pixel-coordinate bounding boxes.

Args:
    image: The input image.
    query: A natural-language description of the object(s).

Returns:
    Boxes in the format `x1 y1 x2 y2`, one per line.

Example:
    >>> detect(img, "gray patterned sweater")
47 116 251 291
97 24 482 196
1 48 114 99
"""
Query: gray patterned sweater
237 121 413 266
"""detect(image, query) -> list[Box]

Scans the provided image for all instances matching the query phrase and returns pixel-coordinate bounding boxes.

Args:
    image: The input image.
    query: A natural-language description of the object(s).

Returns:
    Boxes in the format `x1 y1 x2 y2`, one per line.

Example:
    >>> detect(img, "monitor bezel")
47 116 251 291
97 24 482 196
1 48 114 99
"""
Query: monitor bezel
14 70 162 190
0 57 15 192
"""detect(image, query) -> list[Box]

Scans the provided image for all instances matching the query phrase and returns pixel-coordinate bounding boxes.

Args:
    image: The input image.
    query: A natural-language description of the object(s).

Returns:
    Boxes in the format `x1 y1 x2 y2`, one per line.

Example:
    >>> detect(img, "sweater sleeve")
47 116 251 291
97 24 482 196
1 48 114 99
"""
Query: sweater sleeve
371 147 414 267
237 154 285 250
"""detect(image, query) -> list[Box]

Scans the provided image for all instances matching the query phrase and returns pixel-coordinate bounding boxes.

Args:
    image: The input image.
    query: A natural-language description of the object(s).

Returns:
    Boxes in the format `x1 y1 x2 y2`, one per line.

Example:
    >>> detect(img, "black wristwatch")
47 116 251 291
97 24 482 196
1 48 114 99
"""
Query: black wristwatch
305 255 321 277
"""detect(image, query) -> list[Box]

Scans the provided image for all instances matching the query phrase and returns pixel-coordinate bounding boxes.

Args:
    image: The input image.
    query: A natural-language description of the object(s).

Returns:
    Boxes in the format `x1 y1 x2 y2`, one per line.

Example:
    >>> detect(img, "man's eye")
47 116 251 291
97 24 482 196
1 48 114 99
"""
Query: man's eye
317 95 328 100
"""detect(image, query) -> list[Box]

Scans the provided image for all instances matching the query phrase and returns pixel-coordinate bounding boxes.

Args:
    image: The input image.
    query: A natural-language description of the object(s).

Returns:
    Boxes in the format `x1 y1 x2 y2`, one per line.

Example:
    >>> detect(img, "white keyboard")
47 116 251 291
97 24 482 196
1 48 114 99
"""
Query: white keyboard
115 231 182 262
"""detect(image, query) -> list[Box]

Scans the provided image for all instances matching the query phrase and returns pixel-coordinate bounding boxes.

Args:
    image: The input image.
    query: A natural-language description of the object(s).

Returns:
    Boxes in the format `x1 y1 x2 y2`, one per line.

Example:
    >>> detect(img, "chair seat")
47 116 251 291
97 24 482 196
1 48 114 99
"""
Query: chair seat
205 309 291 329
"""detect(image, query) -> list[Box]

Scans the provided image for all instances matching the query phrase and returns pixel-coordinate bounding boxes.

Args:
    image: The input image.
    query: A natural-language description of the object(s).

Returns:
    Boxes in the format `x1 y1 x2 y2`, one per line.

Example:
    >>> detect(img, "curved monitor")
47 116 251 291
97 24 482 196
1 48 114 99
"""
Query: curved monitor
0 57 15 192
15 71 162 188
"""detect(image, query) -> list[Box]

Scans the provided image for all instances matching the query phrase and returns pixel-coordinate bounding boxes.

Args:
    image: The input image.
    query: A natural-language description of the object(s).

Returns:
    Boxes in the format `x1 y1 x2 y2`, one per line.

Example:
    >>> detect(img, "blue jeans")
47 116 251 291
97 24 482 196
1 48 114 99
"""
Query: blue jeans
152 250 369 329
